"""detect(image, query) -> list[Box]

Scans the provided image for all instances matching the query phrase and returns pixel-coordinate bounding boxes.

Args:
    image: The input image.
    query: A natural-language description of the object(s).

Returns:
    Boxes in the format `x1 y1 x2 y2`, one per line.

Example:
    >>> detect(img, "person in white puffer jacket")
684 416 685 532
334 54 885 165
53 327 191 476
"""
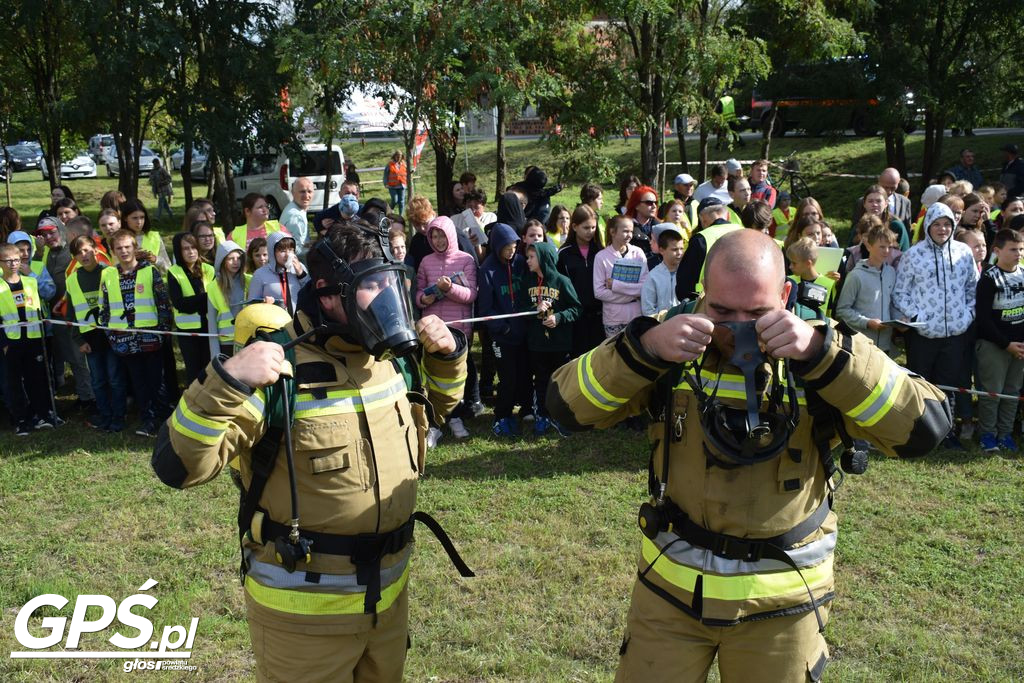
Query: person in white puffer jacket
893 202 978 447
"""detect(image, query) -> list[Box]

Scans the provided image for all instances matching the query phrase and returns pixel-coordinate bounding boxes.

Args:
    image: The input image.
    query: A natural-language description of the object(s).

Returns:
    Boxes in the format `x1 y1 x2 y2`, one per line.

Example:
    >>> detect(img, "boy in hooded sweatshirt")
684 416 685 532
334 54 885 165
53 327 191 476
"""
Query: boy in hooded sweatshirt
478 223 528 436
518 241 580 436
893 202 979 448
836 222 905 355
247 233 310 316
416 215 477 439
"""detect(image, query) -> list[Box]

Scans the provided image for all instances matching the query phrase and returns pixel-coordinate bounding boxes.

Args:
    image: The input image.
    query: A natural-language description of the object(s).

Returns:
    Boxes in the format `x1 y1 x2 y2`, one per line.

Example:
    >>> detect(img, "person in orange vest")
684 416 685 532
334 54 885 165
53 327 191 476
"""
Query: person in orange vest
385 150 409 216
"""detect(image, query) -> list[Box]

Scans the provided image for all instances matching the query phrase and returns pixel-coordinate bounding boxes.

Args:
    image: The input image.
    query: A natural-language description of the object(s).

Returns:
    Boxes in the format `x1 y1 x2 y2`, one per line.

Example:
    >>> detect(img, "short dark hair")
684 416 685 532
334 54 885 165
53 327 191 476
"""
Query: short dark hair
657 230 683 250
580 183 603 204
993 228 1024 249
307 219 383 286
710 164 726 179
740 200 772 232
464 189 487 205
459 172 477 185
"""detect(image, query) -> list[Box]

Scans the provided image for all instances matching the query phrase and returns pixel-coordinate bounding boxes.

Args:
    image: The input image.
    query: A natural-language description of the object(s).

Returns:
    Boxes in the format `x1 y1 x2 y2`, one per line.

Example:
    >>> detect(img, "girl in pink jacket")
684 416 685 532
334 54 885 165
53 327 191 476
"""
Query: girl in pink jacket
593 214 648 337
416 215 478 338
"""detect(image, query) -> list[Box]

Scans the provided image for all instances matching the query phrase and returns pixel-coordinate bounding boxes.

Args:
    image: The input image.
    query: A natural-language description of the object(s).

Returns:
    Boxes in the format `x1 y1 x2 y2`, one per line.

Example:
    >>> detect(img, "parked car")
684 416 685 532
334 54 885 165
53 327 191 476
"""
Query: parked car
88 134 115 163
170 146 207 172
104 146 159 177
41 151 97 180
231 144 345 219
5 144 43 171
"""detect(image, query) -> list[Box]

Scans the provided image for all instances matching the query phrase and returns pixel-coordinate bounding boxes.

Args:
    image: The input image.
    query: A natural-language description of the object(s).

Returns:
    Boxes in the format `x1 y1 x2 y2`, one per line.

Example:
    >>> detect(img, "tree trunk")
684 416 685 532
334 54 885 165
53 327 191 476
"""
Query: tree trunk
322 97 335 210
210 153 236 228
760 109 776 160
676 116 688 177
432 131 458 213
884 129 897 168
920 108 946 192
44 128 61 190
698 125 709 183
894 131 907 181
639 123 662 187
496 103 507 199
182 124 194 206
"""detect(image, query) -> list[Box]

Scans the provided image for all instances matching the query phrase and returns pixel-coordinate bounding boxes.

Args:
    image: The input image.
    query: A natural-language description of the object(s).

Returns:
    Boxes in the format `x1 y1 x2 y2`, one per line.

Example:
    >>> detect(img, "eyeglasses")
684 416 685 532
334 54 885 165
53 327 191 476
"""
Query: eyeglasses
639 199 657 206
2 258 21 264
197 234 215 240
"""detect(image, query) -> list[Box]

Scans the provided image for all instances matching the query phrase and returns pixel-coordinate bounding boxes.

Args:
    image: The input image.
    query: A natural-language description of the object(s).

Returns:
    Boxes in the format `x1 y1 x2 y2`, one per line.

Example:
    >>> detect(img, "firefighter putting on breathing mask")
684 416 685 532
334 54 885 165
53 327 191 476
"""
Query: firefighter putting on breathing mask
548 230 951 682
152 218 472 682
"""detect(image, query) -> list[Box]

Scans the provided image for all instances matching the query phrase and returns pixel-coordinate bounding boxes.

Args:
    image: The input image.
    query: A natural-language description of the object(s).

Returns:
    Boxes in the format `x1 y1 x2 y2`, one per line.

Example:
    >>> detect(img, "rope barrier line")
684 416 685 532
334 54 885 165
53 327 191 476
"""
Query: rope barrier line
934 384 1024 402
5 309 539 340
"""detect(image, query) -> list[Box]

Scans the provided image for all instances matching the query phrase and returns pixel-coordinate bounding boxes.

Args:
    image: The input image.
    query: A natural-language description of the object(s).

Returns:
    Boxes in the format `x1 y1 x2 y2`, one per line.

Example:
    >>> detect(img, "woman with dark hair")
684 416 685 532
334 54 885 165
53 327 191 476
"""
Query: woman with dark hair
344 160 360 188
167 233 214 383
997 195 1024 229
120 198 171 270
100 190 126 214
246 237 268 274
38 185 76 224
0 206 22 242
53 197 81 226
615 174 641 215
961 192 997 251
189 220 218 265
230 193 285 246
557 203 605 357
860 184 910 251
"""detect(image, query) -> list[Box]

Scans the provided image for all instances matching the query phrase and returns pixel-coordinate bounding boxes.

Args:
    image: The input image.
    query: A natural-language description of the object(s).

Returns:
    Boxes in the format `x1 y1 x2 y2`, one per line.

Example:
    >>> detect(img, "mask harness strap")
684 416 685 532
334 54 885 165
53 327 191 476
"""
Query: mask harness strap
640 336 827 633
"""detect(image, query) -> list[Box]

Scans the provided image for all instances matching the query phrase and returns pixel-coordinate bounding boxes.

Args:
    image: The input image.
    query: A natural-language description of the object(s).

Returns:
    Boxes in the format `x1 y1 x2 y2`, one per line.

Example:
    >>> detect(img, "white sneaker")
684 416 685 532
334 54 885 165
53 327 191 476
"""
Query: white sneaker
449 417 470 439
426 427 442 448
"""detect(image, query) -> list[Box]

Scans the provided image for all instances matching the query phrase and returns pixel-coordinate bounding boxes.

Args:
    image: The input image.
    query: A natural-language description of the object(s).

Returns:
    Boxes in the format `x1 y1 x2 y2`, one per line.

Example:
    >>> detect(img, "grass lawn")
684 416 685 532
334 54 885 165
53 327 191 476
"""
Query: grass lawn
1 132 1023 681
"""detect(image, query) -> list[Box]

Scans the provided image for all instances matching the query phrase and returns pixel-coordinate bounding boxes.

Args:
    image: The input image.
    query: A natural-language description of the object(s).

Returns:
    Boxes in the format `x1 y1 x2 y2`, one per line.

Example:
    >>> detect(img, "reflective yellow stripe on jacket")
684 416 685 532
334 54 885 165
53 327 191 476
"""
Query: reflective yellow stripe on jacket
293 374 407 419
171 399 229 445
845 362 907 427
674 366 806 406
577 347 629 412
243 560 409 616
66 269 101 333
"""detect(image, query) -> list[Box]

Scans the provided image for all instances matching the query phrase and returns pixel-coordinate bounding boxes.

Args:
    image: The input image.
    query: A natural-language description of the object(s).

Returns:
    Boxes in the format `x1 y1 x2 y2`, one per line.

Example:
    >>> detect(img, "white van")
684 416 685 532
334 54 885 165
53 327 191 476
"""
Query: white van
232 143 345 218
88 134 114 163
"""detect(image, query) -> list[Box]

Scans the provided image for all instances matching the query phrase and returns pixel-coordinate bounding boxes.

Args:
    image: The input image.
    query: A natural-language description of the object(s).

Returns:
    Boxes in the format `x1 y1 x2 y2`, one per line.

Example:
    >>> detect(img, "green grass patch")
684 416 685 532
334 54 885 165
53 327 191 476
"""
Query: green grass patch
0 394 1022 681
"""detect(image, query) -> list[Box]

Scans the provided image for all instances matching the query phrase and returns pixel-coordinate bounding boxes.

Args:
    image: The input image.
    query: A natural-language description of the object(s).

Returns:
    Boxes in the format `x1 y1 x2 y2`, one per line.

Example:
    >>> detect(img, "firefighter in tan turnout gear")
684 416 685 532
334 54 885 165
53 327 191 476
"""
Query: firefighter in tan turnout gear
548 230 951 682
152 219 470 682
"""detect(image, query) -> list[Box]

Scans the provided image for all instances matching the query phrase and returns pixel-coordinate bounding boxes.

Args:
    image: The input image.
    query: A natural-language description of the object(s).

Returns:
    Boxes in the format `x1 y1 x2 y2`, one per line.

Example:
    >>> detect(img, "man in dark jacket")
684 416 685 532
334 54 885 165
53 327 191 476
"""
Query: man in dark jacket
478 223 528 436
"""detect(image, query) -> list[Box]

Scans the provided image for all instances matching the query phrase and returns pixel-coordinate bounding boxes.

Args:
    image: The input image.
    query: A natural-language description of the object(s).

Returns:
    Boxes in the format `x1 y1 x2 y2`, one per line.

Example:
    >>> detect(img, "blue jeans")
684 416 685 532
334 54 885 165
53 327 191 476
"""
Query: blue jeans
388 187 405 215
156 193 174 219
86 345 127 430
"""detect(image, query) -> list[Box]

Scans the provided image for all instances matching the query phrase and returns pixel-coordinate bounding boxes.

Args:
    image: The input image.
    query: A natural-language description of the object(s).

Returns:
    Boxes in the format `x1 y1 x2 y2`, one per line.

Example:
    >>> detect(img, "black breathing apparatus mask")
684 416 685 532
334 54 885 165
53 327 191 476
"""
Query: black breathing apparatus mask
685 320 800 468
312 221 419 360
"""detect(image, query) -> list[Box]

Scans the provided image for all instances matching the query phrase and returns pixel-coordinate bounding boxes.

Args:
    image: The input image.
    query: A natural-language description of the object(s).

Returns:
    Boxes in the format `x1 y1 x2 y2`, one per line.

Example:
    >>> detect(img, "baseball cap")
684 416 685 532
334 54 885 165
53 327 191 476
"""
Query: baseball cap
697 196 724 214
726 159 742 174
778 191 791 201
36 217 61 234
1001 144 1019 155
652 222 683 242
673 173 696 186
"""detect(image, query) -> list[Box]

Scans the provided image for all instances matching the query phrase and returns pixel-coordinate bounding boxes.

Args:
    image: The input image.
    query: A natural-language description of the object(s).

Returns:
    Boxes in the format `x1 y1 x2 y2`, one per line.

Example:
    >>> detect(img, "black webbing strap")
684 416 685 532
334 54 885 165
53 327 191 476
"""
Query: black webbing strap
237 425 286 580
665 496 832 632
804 388 844 490
257 510 475 614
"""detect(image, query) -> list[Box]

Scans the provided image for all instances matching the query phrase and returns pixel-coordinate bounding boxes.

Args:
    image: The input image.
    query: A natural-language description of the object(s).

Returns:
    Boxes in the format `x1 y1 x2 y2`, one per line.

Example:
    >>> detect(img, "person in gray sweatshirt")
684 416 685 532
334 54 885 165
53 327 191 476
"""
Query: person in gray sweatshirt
836 221 905 355
641 223 685 316
247 231 310 316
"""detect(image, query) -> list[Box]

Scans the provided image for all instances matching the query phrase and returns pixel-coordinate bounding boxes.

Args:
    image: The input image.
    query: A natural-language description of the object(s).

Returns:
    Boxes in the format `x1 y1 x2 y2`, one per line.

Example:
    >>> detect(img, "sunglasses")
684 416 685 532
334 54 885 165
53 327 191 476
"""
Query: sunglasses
639 199 657 206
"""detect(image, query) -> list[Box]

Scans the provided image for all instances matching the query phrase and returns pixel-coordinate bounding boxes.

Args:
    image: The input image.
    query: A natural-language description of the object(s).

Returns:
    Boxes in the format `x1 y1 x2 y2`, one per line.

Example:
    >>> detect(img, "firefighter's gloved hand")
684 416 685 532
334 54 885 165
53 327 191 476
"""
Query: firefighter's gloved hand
417 315 456 356
755 310 823 361
222 341 286 388
640 314 714 363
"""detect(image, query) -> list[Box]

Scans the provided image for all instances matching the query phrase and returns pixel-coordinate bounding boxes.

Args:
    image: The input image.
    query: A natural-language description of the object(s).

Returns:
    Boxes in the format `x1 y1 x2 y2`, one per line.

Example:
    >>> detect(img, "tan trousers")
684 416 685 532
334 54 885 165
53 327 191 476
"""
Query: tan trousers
615 580 829 683
249 589 409 683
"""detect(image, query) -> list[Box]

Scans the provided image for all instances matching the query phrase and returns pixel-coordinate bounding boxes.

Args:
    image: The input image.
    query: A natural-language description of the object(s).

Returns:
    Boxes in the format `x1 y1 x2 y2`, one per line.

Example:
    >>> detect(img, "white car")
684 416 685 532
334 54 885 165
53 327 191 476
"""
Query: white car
232 144 345 218
41 152 97 180
105 146 160 177
170 146 206 172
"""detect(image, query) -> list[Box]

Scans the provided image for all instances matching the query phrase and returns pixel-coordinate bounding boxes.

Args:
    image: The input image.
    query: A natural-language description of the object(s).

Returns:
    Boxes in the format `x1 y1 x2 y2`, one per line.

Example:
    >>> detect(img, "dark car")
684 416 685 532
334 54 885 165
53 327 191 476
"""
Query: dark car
5 144 43 171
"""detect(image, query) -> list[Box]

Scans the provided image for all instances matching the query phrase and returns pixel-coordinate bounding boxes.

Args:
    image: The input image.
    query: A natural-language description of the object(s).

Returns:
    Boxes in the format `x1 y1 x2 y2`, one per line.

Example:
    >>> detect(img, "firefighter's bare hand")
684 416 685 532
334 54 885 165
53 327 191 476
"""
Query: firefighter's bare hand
756 310 823 361
640 314 714 363
417 315 456 355
222 341 286 388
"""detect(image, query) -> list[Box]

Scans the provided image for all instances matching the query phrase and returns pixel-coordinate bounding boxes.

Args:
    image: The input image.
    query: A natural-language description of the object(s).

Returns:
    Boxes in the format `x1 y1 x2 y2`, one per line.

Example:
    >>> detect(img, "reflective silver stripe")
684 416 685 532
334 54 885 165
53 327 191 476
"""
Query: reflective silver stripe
653 529 836 574
244 546 411 592
175 312 201 326
424 373 461 392
173 404 224 440
847 365 903 426
133 312 158 323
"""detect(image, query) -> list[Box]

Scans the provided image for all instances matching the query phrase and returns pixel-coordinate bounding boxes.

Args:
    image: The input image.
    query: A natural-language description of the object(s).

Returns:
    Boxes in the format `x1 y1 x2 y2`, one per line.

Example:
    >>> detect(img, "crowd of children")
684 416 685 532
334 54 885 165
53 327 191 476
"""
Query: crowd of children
2 156 1023 453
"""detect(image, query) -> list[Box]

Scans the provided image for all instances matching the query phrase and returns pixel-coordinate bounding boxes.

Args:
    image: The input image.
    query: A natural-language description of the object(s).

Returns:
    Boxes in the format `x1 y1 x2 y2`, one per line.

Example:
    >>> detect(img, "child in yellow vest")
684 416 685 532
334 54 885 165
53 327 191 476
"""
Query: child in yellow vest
0 242 55 434
786 237 838 320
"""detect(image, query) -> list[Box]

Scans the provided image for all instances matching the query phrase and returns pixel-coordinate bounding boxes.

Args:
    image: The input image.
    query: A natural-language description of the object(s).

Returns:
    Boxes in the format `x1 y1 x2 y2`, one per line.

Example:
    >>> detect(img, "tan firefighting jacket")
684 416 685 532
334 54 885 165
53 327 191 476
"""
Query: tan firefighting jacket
152 309 467 631
547 310 950 624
